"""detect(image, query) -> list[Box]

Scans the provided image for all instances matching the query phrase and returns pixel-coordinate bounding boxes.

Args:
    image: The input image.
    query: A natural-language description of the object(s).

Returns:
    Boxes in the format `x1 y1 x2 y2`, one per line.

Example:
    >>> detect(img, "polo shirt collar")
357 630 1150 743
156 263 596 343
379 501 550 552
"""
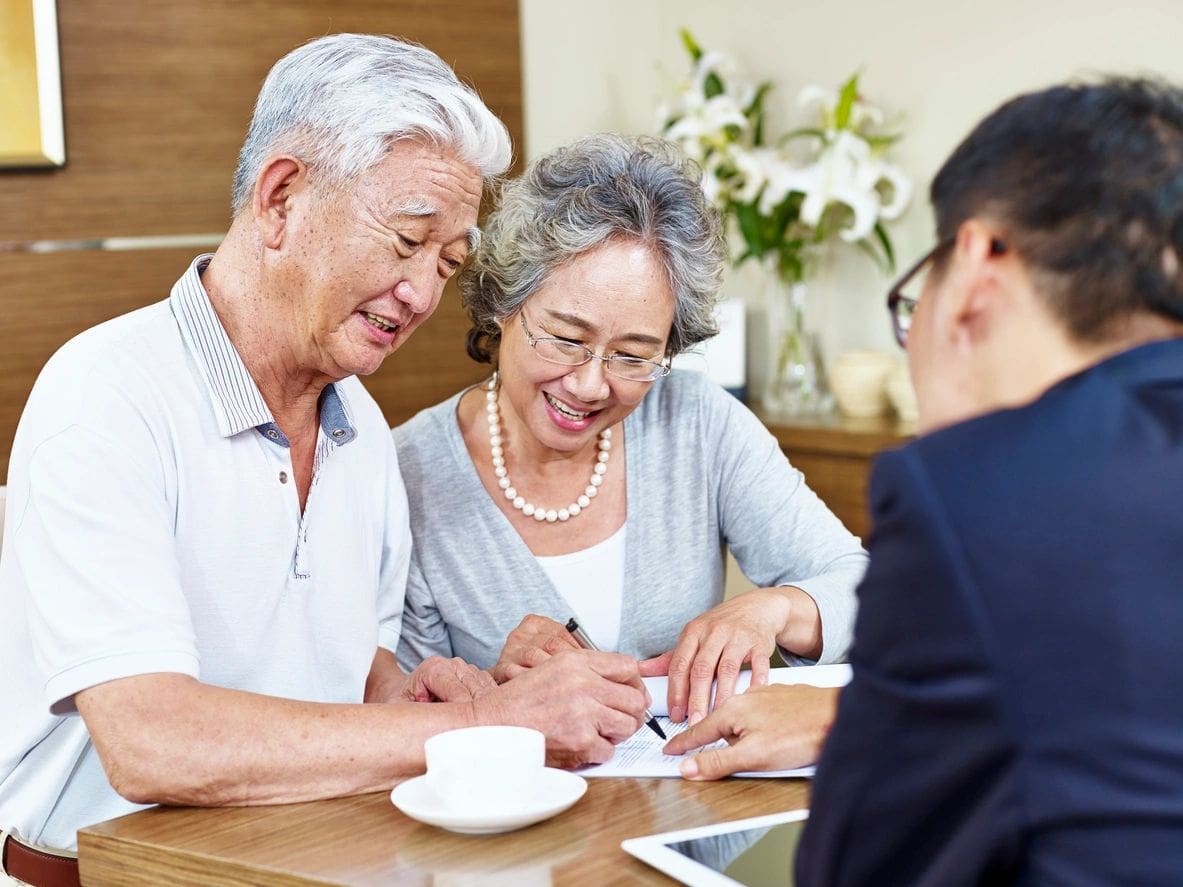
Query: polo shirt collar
170 254 357 448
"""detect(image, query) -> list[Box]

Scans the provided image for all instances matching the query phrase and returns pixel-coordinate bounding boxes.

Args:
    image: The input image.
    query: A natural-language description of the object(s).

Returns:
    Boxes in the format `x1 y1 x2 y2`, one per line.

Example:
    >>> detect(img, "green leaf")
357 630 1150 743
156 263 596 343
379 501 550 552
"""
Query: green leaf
679 28 703 62
779 249 804 283
856 236 884 267
833 71 861 130
855 237 887 271
743 82 773 145
732 201 767 258
745 82 773 117
769 194 801 244
873 221 897 271
735 246 759 267
704 71 725 99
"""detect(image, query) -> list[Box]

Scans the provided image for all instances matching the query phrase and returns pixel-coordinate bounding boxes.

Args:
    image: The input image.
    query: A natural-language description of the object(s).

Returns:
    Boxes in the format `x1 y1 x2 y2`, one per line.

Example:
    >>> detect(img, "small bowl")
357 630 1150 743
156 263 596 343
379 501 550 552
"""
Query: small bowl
884 360 919 422
829 350 896 418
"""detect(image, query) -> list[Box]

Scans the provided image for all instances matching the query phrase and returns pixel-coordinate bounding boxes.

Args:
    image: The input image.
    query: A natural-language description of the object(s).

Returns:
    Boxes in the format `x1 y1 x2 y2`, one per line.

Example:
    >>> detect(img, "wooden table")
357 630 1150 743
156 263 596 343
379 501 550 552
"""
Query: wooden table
77 778 809 885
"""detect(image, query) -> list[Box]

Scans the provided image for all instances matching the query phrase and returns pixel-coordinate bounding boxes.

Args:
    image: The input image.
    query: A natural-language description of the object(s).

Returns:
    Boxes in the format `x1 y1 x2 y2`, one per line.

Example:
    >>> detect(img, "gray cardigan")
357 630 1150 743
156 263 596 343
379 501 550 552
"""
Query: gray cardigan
393 370 866 670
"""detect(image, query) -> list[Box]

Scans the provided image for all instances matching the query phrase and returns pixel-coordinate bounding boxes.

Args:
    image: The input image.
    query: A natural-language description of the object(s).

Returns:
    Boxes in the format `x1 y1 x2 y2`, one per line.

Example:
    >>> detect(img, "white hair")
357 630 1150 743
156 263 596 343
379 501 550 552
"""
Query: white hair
230 33 512 216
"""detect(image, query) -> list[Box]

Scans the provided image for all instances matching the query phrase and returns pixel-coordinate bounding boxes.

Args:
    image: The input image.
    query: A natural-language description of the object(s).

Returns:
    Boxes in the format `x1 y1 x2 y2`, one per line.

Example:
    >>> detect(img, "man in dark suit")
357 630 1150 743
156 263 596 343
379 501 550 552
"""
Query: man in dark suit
667 77 1183 884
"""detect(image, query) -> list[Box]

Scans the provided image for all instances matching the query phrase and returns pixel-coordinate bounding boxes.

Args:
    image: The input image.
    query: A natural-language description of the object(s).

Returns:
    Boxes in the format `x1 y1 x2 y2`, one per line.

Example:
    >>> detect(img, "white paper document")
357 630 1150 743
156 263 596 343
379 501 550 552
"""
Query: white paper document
579 664 852 779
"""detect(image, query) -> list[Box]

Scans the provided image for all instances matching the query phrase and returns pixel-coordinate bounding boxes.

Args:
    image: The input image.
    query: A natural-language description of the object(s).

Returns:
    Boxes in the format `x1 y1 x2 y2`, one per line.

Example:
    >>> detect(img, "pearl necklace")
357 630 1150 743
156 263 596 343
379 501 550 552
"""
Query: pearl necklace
486 373 612 523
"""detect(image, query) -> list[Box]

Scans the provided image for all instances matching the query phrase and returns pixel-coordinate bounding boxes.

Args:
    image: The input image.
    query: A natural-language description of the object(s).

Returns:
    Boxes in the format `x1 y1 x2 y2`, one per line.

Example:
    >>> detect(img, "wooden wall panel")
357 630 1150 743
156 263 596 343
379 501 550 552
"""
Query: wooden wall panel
0 0 522 479
0 0 524 241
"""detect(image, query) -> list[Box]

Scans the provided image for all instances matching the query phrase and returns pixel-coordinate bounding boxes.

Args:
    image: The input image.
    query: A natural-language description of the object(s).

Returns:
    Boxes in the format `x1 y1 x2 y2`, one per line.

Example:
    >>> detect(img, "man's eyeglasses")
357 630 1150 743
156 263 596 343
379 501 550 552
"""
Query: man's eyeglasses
886 237 1006 347
886 238 953 348
518 312 671 382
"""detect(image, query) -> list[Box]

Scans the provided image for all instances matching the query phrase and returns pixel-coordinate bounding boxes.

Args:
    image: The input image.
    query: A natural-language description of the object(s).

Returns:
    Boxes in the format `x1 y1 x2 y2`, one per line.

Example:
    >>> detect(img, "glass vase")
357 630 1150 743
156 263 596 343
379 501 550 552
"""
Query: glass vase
761 271 832 415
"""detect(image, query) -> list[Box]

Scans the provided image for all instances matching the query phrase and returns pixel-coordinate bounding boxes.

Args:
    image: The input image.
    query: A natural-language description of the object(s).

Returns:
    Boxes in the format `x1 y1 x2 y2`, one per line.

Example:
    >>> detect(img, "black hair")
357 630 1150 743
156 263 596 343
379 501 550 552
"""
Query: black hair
930 77 1183 341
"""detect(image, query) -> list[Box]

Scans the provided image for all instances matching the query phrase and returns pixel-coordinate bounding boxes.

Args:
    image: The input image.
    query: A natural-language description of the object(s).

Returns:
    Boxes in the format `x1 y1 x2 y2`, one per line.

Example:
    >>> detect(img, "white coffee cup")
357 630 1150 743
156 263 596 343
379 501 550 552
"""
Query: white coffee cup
424 725 546 813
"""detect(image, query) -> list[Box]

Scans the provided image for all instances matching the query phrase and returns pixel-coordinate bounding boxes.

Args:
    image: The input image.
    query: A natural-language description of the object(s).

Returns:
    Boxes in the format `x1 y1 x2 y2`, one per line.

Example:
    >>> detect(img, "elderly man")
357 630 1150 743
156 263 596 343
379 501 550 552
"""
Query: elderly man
668 77 1183 883
0 34 647 884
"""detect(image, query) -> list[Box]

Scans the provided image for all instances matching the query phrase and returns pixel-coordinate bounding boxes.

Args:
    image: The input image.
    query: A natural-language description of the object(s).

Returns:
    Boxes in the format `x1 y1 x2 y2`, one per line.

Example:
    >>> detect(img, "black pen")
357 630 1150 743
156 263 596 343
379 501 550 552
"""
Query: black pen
565 617 667 740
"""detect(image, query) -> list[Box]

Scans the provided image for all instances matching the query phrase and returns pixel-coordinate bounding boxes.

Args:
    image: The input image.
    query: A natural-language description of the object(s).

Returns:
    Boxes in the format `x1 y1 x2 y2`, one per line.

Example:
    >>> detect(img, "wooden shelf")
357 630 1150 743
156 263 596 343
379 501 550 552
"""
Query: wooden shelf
752 408 914 539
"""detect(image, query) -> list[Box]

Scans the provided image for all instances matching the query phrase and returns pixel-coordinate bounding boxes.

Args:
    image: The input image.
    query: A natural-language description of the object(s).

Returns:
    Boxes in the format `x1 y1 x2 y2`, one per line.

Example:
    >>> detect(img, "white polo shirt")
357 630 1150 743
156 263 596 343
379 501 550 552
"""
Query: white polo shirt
0 256 410 849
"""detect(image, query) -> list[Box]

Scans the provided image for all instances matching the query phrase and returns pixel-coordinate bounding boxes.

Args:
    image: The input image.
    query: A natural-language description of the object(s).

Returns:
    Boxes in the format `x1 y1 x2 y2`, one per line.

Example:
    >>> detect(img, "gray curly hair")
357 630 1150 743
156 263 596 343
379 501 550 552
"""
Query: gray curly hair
460 133 726 363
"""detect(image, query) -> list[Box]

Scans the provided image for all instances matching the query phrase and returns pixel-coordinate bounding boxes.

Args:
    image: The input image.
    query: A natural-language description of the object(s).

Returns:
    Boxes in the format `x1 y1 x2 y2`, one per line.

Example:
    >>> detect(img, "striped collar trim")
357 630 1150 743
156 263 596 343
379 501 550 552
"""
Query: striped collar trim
169 254 357 446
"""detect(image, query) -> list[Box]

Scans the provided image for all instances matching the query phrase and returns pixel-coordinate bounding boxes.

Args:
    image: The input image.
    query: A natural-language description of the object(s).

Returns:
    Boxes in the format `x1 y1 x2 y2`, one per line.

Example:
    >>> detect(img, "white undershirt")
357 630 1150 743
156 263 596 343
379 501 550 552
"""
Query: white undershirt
535 522 626 651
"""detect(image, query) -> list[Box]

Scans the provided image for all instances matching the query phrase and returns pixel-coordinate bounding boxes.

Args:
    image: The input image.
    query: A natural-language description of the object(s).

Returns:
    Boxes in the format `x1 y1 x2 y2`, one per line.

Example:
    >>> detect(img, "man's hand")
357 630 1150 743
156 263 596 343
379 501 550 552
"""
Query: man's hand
639 588 814 725
490 614 581 683
475 648 648 768
402 656 497 703
662 684 840 780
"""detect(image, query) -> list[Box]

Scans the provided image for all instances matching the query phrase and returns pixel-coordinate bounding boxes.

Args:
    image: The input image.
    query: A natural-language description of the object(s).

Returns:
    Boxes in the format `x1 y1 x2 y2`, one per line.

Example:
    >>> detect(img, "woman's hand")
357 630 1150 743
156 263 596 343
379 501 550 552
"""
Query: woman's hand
638 587 820 724
662 684 840 779
490 614 581 683
401 656 498 703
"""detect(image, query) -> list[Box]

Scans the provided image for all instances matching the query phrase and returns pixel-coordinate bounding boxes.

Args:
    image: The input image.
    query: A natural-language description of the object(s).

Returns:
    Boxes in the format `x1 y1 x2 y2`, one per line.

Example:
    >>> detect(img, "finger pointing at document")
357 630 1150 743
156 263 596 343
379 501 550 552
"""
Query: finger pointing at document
663 684 840 780
639 586 822 725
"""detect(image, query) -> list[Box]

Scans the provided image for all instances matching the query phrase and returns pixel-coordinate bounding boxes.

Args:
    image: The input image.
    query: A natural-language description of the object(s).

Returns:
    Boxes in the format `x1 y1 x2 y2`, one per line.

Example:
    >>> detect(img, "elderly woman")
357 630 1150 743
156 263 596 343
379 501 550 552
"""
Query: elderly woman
394 133 867 724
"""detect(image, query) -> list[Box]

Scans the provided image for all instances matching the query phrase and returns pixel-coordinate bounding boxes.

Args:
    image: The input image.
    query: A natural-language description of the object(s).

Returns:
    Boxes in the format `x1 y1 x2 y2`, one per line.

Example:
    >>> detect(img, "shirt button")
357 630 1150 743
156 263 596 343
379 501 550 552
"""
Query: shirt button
279 471 288 484
266 429 279 440
331 428 346 438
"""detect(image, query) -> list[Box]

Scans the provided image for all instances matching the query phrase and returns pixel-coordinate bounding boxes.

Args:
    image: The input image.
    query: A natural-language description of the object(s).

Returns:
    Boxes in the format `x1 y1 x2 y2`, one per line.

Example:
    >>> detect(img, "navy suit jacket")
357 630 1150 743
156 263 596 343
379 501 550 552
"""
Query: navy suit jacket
797 340 1183 886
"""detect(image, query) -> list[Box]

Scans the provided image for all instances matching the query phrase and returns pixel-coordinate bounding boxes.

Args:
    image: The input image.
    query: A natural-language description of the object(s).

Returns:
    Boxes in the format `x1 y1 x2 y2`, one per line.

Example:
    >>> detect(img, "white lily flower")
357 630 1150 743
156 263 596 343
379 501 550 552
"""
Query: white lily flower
797 84 835 117
730 81 757 113
798 83 886 131
660 34 911 274
732 147 779 205
692 50 736 91
699 156 726 206
672 135 706 163
822 132 912 241
872 162 911 220
676 84 706 113
764 132 878 241
664 94 747 144
759 161 814 217
850 101 885 129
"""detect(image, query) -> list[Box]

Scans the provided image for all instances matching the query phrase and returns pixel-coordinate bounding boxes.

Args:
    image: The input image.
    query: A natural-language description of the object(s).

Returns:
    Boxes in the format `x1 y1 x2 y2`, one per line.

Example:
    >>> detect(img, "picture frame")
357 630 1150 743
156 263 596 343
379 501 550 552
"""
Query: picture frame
0 0 65 167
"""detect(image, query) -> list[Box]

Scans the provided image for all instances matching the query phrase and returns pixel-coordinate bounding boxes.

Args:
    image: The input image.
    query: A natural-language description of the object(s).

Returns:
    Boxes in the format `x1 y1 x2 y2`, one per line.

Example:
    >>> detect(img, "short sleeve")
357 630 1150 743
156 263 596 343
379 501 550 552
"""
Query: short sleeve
16 423 198 715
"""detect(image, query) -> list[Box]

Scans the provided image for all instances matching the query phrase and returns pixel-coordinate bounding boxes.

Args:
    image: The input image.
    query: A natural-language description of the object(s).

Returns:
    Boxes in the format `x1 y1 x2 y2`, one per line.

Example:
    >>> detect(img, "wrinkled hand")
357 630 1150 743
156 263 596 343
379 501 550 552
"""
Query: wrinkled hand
491 614 580 683
662 684 840 780
401 656 498 703
474 648 649 768
638 588 796 725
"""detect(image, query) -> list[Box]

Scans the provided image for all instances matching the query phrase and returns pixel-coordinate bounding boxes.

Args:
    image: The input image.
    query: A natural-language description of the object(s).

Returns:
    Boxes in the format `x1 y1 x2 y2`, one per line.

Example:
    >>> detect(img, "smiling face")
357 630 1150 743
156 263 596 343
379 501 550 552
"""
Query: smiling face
274 139 482 380
495 239 676 457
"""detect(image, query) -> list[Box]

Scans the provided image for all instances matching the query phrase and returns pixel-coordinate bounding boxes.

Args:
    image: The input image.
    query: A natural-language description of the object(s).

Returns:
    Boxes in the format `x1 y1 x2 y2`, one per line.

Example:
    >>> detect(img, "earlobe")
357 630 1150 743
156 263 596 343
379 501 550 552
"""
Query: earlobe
252 157 304 250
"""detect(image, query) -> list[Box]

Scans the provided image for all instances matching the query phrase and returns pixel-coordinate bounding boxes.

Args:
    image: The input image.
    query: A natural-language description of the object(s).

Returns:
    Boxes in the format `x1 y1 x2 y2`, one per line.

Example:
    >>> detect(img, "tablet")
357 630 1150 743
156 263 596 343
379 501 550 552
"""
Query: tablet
621 809 809 886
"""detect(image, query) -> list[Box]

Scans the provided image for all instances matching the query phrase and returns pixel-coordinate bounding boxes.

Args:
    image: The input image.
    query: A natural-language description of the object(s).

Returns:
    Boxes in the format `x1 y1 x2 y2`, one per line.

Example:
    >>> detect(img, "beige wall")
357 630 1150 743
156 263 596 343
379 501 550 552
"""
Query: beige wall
520 0 1183 391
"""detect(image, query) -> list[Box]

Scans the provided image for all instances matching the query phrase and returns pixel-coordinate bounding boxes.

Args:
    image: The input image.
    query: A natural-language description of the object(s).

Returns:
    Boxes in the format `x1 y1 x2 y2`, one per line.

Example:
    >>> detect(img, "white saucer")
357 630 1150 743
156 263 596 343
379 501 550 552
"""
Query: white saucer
390 768 587 835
